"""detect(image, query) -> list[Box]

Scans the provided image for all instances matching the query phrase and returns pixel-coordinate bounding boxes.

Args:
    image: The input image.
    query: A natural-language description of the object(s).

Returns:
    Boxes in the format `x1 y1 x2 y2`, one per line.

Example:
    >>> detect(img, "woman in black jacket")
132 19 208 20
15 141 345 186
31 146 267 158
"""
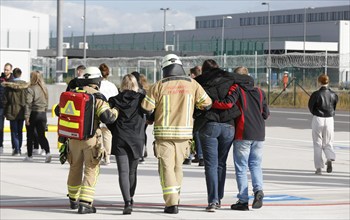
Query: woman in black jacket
108 74 146 215
308 74 338 175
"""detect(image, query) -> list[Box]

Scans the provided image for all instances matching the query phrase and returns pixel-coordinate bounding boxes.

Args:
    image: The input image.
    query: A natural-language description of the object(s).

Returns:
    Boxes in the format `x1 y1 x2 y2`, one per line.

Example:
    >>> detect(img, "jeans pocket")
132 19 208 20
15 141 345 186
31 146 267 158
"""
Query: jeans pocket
200 123 218 138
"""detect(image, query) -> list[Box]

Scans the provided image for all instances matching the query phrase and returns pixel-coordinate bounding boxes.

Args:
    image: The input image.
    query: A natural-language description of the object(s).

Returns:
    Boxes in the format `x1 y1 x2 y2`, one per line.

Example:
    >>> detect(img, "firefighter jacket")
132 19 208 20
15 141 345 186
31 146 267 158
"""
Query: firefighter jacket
141 76 212 140
2 79 29 120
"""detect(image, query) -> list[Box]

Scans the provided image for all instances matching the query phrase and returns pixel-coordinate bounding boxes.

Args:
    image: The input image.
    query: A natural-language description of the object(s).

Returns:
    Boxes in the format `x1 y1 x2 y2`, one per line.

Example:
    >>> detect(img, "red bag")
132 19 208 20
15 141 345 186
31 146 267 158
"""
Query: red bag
58 91 95 140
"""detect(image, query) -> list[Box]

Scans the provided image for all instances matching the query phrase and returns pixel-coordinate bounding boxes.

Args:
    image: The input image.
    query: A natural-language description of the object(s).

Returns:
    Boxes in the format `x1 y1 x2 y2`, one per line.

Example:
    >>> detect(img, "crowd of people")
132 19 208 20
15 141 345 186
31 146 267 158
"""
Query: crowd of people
0 54 338 215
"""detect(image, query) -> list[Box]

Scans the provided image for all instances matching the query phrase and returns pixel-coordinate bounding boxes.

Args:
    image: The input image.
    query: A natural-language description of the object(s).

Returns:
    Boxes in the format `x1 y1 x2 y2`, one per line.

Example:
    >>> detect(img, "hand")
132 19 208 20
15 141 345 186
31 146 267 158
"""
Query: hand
146 120 154 125
94 146 106 161
25 119 30 126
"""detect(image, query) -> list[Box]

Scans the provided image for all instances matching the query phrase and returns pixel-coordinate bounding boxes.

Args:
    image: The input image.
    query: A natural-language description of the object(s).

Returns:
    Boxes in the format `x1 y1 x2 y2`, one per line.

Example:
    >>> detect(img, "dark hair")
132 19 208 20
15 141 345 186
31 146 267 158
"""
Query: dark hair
202 59 219 74
99 63 109 79
13 68 22 78
190 66 201 77
76 65 86 70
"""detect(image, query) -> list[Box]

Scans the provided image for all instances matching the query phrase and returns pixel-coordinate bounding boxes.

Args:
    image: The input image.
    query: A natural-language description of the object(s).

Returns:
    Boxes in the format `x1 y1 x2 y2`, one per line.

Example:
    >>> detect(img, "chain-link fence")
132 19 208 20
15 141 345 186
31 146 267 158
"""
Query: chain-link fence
32 52 349 91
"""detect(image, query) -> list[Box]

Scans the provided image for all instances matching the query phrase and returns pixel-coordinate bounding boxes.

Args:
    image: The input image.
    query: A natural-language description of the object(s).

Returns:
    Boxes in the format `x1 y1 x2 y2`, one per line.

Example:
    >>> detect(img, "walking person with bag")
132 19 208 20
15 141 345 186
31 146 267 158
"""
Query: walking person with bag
57 67 118 214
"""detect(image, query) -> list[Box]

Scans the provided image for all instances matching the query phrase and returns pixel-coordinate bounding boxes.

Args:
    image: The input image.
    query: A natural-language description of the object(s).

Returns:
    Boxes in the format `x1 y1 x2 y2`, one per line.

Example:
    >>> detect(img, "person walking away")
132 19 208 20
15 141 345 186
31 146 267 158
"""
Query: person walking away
23 71 51 163
2 68 29 156
66 65 86 91
108 74 147 215
308 73 338 175
99 63 119 165
194 61 253 212
0 63 14 154
211 66 269 211
58 67 118 214
141 54 212 214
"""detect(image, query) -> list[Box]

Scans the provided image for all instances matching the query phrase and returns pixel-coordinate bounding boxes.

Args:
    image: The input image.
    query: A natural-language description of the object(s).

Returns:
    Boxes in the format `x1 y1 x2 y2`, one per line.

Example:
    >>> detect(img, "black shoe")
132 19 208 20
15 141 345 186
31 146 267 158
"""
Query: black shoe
67 195 78 209
252 190 264 209
183 158 191 165
164 205 179 214
78 203 96 214
326 160 333 173
69 199 78 209
198 159 205 166
192 157 199 163
130 198 134 210
205 203 217 212
231 201 249 211
123 201 132 215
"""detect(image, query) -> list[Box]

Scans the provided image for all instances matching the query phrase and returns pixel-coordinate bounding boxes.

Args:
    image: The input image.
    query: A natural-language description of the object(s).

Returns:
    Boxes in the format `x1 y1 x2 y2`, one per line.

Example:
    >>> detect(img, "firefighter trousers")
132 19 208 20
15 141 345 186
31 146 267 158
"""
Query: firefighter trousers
66 130 102 204
153 139 190 206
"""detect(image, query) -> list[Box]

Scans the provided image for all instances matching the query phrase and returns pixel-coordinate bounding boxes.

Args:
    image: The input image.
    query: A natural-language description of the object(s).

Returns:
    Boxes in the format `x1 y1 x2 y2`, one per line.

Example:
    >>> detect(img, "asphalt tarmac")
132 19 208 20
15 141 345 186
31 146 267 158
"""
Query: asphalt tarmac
0 108 349 219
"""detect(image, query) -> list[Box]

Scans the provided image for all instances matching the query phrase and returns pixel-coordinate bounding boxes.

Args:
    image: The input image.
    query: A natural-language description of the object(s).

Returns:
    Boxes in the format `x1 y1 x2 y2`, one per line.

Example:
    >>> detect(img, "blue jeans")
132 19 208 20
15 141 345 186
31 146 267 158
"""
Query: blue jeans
200 122 234 204
0 108 4 148
193 131 203 159
233 140 264 203
10 120 24 153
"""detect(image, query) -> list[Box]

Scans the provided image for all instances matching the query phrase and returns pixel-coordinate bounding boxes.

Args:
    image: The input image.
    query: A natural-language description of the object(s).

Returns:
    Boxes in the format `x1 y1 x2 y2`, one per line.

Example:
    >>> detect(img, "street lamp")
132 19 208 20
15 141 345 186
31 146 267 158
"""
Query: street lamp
303 7 315 61
168 24 176 51
83 0 87 65
221 15 232 67
68 25 74 48
262 2 271 104
32 16 40 50
160 8 170 51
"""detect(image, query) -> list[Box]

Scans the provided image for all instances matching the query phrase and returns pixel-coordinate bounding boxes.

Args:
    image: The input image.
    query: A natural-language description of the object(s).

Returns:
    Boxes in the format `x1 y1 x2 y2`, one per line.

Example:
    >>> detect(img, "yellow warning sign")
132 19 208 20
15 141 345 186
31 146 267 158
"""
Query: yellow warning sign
61 100 80 116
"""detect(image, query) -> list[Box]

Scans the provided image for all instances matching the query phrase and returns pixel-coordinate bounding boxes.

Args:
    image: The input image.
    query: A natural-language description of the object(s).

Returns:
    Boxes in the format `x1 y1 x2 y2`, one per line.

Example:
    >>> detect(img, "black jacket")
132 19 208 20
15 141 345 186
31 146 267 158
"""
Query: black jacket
308 86 338 117
194 68 253 130
212 79 269 141
108 90 146 159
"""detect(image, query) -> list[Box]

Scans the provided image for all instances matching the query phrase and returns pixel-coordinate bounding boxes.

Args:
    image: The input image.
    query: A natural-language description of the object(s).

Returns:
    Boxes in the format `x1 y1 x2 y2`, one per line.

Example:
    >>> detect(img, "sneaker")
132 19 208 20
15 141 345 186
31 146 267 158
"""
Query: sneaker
205 203 217 212
315 168 322 175
40 149 46 156
326 161 333 173
23 156 34 162
198 159 205 166
45 153 52 163
183 158 191 165
78 203 96 214
0 147 3 154
231 201 249 211
32 149 40 155
12 150 21 156
252 190 264 209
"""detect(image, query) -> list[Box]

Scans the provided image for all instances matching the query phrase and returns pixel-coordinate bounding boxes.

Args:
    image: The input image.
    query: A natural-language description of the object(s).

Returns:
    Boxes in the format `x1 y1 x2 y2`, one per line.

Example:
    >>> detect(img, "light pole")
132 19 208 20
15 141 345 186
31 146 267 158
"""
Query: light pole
303 7 314 82
168 24 176 51
221 15 232 67
83 0 87 65
68 25 74 48
160 8 170 51
262 2 271 104
32 16 40 50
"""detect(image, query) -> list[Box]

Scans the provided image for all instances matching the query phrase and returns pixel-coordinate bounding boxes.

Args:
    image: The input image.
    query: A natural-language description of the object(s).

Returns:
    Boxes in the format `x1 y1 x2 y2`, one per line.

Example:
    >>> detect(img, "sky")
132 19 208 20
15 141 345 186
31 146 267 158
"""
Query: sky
1 0 349 36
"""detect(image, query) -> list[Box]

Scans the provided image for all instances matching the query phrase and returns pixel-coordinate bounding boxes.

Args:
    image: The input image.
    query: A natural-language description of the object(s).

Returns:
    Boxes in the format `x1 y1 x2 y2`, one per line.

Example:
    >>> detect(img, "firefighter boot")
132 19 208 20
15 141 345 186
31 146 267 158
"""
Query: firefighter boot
78 202 96 214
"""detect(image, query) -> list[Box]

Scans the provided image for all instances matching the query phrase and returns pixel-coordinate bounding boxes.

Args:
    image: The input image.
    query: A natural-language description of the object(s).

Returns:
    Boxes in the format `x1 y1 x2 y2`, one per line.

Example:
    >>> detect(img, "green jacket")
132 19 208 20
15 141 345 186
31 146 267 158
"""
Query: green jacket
2 80 30 120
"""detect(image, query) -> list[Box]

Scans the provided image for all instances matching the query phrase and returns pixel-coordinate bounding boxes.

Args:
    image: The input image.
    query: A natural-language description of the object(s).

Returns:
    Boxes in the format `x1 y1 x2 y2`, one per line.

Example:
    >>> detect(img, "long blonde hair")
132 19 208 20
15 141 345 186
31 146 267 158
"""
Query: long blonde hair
30 71 48 99
120 74 139 92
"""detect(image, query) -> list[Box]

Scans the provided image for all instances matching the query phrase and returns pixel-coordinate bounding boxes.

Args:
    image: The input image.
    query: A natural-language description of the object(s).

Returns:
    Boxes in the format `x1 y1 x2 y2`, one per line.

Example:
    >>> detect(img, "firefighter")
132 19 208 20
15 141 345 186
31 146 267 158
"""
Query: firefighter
141 54 212 214
59 67 118 214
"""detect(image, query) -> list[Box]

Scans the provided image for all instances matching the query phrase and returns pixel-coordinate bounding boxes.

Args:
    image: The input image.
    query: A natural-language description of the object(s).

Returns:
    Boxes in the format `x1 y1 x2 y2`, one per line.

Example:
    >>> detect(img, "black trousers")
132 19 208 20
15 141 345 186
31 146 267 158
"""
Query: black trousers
115 154 139 203
27 111 50 157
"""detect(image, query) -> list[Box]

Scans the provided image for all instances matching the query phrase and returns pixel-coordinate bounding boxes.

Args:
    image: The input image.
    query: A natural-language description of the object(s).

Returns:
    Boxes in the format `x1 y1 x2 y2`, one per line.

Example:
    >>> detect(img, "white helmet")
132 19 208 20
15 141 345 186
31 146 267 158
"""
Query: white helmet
161 54 182 69
78 67 102 79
